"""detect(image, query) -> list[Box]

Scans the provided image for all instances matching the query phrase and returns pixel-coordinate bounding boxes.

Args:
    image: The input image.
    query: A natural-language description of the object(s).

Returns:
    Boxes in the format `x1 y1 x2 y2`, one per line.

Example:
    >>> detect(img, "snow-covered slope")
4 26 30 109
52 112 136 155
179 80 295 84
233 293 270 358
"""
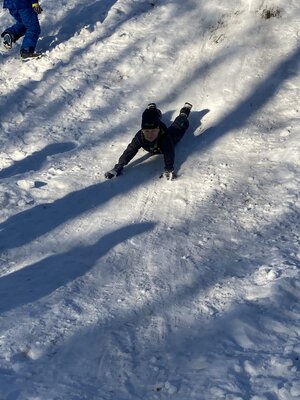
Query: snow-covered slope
0 0 299 399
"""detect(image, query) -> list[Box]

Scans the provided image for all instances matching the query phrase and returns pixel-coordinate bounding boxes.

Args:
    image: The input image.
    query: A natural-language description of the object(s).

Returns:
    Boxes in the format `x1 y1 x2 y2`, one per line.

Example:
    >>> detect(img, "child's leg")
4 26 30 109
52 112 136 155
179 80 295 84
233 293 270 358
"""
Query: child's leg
7 9 26 41
18 8 41 51
168 114 190 146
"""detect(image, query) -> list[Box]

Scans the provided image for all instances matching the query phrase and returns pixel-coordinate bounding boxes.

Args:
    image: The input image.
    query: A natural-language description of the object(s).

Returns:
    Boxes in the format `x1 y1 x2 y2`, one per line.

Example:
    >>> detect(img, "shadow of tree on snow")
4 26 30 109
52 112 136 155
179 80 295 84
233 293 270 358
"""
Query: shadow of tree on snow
0 221 155 314
0 142 76 179
39 0 118 50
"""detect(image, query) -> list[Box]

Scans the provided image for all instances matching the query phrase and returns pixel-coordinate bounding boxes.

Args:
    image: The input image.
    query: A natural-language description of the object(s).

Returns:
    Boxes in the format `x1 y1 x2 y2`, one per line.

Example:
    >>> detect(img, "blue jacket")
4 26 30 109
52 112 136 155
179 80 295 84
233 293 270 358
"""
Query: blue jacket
3 0 35 9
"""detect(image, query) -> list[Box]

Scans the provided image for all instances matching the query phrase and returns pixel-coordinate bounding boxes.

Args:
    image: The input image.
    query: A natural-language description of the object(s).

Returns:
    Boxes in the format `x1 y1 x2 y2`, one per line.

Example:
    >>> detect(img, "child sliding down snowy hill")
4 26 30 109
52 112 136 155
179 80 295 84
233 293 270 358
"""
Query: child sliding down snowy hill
1 0 42 60
105 102 193 181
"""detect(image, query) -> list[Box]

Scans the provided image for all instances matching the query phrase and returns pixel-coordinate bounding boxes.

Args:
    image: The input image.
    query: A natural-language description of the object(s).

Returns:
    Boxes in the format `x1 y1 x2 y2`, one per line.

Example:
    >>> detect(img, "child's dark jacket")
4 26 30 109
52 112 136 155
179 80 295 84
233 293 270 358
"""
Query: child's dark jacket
114 121 176 173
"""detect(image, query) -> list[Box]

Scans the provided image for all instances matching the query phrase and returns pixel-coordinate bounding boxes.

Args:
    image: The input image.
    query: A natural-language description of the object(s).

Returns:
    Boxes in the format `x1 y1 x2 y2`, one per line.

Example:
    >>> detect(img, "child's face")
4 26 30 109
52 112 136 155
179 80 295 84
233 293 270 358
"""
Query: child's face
142 127 160 142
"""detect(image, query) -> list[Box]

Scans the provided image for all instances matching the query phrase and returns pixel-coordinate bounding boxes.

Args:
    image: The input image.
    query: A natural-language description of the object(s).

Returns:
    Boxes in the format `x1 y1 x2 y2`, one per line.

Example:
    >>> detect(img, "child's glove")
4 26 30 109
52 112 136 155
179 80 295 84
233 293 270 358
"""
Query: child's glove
104 167 122 179
32 2 43 14
160 170 177 180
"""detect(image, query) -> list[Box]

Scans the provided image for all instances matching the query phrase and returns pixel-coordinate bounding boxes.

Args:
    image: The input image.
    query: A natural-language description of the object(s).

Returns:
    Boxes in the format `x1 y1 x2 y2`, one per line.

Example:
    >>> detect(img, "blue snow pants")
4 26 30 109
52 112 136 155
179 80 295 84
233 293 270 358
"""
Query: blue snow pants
7 7 40 51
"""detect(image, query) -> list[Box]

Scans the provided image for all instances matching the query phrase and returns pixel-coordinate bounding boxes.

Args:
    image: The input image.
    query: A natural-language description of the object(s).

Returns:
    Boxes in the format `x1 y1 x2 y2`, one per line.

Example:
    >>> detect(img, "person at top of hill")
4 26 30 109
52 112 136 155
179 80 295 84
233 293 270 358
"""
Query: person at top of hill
104 102 193 181
1 0 43 60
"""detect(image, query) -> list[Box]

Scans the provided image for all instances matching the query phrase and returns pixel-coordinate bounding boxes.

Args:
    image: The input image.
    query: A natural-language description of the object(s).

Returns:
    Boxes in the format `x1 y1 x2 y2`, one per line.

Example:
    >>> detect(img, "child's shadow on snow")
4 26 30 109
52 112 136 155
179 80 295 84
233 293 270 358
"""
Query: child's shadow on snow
177 108 210 170
187 108 210 136
163 108 209 130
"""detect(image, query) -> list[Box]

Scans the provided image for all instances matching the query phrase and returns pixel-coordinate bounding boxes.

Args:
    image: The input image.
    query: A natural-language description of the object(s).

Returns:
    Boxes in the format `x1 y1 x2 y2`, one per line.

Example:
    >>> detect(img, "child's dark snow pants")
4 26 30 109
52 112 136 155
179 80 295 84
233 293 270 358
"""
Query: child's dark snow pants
168 114 190 146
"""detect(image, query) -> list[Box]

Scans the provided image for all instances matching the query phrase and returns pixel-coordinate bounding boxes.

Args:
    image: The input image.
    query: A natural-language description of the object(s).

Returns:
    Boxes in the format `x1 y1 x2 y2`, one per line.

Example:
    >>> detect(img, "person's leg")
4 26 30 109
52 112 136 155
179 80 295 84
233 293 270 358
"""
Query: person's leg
168 103 192 145
3 9 26 42
168 115 189 145
18 7 41 52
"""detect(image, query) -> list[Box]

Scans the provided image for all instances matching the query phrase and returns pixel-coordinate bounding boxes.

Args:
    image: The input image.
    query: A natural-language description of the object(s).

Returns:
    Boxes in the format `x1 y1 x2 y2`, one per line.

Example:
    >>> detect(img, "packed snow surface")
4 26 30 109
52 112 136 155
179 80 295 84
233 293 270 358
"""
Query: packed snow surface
0 0 299 399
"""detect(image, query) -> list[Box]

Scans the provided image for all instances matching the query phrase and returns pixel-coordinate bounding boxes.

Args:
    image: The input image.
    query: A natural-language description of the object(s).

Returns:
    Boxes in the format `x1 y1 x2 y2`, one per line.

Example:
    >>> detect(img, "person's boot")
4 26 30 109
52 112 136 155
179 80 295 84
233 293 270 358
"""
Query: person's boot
180 102 193 117
1 31 14 49
20 48 42 60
